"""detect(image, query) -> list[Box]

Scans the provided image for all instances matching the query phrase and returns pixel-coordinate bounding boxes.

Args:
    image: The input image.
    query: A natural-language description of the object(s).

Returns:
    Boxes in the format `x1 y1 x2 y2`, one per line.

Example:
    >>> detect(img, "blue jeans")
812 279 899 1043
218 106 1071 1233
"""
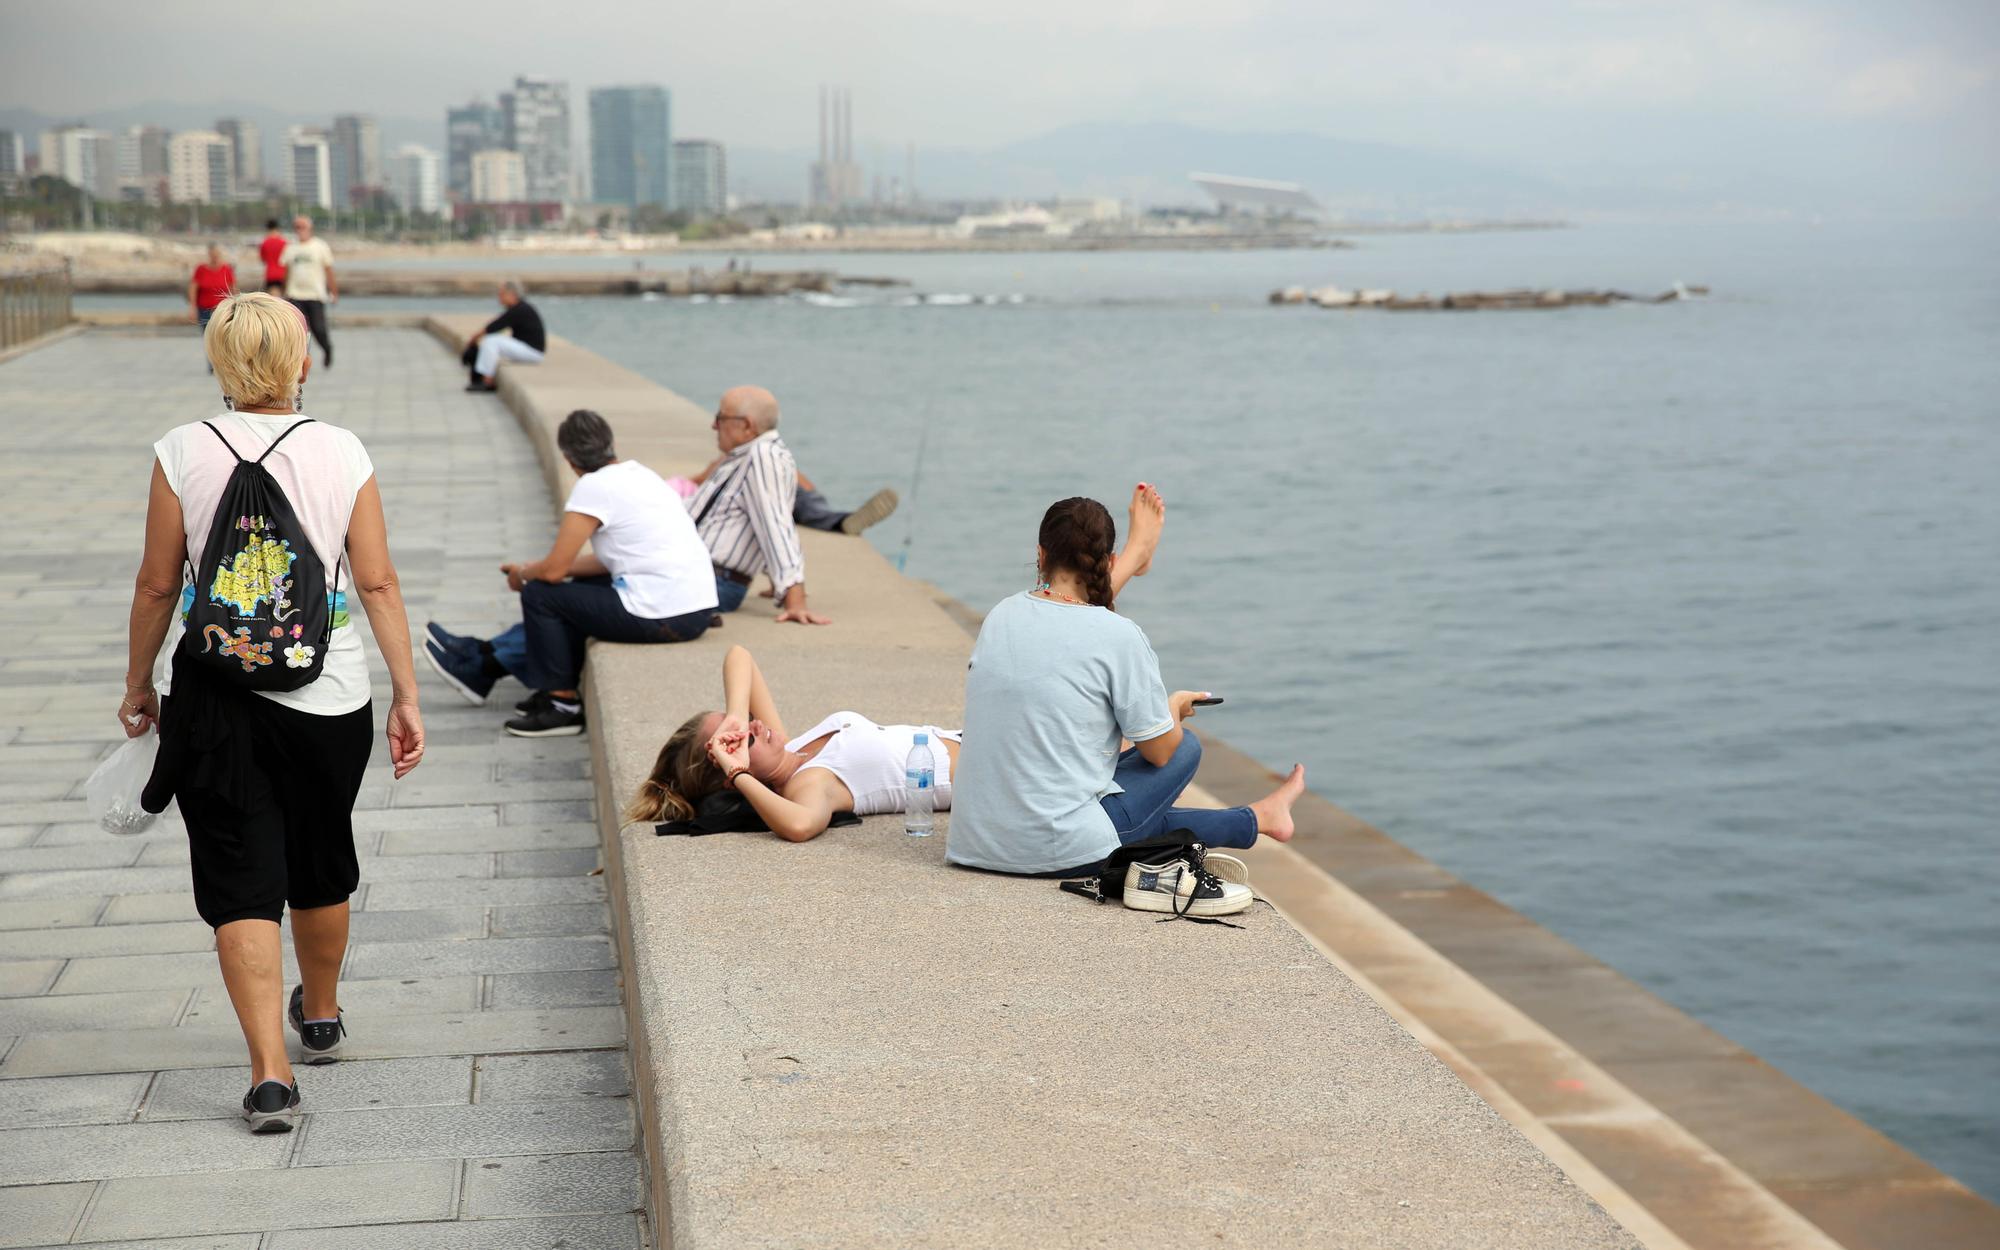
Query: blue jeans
1099 733 1257 851
517 575 712 693
714 571 749 614
486 622 528 675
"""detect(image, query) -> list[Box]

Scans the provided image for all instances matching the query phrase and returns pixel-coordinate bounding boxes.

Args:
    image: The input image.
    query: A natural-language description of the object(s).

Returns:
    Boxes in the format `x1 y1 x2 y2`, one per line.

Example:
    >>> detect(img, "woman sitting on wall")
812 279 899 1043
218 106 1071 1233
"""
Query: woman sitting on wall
626 486 1173 842
944 494 1307 915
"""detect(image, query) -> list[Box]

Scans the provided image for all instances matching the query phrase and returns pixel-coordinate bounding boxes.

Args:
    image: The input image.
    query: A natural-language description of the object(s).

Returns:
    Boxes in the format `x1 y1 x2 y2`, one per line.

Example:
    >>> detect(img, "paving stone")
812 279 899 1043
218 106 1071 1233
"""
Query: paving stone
54 949 289 996
0 896 101 929
0 1179 92 1248
497 759 592 782
62 1234 262 1249
350 852 495 883
0 920 212 960
186 974 481 1020
98 893 201 924
0 1071 151 1128
134 840 191 865
80 1158 459 1241
0 958 63 997
377 823 600 856
0 988 186 1034
0 841 143 874
498 848 601 878
352 805 498 832
345 936 613 980
298 1097 634 1165
477 1050 630 1103
501 800 594 825
367 876 604 910
0 1117 291 1185
0 866 192 900
263 1213 642 1250
393 779 595 808
4 1007 626 1077
31 818 177 845
0 824 41 849
144 1055 473 1120
460 1150 642 1218
488 903 610 939
486 969 623 1009
346 905 489 942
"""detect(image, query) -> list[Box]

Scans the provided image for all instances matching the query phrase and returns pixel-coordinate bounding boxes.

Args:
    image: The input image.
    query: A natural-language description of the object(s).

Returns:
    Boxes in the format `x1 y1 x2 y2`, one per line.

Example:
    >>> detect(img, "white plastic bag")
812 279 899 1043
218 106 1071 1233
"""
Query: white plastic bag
86 733 160 837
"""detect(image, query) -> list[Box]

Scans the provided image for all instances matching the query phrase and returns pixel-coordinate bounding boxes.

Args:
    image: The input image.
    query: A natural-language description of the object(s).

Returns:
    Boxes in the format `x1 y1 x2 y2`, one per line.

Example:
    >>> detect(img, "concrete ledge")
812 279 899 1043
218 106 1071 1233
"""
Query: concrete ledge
424 315 1636 1249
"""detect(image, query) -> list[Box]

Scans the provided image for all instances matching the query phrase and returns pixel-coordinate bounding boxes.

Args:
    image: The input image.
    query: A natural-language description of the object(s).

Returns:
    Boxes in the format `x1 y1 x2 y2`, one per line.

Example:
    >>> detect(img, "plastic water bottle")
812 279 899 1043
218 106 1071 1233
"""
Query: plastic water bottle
904 732 935 836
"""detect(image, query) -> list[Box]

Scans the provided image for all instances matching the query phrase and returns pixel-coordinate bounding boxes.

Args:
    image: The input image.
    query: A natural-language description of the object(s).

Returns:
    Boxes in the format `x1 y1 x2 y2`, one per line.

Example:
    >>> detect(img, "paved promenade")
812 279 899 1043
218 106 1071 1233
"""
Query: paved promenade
0 330 644 1248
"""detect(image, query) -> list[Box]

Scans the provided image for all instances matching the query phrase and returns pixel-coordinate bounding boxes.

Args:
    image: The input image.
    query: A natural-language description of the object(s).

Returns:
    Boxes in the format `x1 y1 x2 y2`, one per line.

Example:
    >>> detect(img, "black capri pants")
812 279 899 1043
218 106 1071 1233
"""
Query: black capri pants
175 698 373 928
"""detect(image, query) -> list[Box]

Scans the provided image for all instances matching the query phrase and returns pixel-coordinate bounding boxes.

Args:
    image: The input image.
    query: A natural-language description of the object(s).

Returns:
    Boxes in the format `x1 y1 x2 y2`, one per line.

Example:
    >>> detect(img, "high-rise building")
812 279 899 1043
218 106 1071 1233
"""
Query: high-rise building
284 127 333 211
330 114 381 207
589 86 671 210
672 139 726 217
387 144 443 214
471 149 526 204
505 76 571 204
0 131 23 182
117 125 171 203
446 101 508 201
168 131 234 205
40 126 119 200
215 118 262 190
809 86 863 208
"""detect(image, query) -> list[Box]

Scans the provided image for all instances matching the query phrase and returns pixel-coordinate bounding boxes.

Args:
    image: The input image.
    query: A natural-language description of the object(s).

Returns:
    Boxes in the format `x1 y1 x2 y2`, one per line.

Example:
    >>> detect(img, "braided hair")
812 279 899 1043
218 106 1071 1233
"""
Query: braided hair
1038 497 1118 611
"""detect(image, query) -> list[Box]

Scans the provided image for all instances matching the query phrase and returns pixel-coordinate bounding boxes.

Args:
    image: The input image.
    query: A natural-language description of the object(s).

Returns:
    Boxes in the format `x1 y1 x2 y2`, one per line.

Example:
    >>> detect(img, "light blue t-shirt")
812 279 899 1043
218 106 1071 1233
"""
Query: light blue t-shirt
946 592 1175 874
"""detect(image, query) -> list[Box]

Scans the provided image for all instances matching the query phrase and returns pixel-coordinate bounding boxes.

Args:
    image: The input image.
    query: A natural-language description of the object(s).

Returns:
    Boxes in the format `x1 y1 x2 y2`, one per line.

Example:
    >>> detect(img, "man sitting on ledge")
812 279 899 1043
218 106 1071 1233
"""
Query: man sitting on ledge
690 385 830 626
462 280 546 392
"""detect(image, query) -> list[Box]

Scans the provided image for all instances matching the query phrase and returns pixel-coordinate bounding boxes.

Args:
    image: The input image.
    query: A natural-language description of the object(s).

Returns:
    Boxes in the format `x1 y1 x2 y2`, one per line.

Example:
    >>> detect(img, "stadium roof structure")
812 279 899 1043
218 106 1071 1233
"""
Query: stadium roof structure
1189 172 1322 215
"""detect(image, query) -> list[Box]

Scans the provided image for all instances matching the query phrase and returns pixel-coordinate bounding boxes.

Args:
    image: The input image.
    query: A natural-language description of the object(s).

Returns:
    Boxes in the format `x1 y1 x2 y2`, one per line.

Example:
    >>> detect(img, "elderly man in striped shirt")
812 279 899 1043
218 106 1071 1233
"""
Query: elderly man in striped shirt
688 386 830 626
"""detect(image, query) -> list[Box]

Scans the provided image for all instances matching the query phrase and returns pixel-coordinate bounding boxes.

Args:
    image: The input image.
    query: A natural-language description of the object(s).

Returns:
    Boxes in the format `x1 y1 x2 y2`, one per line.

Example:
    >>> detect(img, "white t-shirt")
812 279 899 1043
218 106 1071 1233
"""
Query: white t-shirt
563 460 718 619
280 238 334 301
154 412 375 716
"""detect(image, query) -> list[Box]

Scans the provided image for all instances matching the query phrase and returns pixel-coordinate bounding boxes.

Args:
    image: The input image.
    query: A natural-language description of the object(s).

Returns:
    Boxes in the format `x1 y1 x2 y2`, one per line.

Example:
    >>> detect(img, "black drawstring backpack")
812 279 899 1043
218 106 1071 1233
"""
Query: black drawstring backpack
177 419 339 692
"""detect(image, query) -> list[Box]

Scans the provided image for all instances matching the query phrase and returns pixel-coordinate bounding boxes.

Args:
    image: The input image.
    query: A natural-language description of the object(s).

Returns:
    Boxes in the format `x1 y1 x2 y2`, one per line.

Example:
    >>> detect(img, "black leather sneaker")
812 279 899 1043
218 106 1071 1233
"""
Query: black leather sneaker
288 984 346 1064
505 699 586 738
242 1079 300 1133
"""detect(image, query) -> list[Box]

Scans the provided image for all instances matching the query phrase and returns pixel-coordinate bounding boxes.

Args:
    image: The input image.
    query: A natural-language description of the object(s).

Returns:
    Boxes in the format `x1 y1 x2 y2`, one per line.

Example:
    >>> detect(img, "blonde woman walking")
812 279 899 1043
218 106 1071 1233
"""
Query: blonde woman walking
119 292 424 1132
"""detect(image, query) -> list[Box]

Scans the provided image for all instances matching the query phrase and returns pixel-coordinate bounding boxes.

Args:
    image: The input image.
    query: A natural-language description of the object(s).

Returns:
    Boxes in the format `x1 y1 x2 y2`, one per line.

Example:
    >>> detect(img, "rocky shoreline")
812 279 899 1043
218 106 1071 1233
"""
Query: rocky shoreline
1270 282 1710 311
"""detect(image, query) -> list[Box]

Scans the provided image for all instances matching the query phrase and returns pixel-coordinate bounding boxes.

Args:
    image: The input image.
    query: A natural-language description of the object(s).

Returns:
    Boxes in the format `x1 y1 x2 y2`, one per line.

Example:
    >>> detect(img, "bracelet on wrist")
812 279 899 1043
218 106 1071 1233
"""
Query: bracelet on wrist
725 768 751 789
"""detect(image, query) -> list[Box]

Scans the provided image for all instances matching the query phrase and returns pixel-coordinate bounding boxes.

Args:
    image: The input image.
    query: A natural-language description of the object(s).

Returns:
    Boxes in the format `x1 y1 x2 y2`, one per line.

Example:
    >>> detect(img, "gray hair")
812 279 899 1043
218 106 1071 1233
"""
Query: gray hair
557 409 616 473
500 279 525 299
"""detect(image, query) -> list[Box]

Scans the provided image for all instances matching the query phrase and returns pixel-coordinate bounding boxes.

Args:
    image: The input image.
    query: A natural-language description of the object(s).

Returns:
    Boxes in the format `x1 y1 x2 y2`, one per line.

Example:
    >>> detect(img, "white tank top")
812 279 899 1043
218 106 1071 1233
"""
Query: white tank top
785 711 962 816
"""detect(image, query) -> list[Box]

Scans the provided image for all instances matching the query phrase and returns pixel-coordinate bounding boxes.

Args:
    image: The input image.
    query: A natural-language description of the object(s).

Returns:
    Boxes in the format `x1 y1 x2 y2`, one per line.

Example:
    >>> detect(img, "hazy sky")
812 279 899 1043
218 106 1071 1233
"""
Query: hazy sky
6 0 1996 209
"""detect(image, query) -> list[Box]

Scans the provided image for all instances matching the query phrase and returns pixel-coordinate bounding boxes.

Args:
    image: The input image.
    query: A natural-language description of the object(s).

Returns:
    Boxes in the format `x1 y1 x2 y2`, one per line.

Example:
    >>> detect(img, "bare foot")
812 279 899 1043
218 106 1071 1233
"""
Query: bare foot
1248 764 1307 842
1122 482 1165 578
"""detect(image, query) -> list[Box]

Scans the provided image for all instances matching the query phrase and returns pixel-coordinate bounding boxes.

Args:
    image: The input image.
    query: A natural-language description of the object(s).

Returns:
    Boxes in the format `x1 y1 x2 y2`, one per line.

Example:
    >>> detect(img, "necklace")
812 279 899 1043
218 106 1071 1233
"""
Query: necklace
1033 584 1089 606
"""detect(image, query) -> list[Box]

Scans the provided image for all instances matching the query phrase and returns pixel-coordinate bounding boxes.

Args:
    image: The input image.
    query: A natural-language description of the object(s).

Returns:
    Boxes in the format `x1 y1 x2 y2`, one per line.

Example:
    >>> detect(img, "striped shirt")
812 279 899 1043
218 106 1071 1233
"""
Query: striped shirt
689 430 806 599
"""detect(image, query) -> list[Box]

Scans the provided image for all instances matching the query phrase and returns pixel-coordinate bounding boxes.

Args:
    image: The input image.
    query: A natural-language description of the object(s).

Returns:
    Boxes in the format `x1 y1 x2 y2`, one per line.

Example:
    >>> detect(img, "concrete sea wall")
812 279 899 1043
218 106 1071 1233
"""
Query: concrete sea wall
422 315 1641 1250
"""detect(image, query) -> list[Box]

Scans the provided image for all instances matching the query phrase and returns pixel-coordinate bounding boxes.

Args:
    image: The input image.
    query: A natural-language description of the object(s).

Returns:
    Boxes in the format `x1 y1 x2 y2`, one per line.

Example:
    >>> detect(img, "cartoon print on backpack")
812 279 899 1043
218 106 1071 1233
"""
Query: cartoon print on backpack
177 420 338 693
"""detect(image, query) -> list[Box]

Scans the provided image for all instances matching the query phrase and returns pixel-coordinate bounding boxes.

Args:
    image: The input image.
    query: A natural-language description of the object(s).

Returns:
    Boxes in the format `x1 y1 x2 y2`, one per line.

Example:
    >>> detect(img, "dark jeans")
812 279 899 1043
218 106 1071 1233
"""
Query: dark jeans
793 487 847 532
289 298 332 365
518 575 712 693
713 570 750 614
197 307 213 371
1100 733 1258 851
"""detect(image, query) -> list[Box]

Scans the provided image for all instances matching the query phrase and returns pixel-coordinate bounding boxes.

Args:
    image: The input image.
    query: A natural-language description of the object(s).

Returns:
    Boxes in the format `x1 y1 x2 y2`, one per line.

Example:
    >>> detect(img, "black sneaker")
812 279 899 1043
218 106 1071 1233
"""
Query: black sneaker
289 984 346 1064
515 689 553 716
242 1079 300 1133
505 699 586 738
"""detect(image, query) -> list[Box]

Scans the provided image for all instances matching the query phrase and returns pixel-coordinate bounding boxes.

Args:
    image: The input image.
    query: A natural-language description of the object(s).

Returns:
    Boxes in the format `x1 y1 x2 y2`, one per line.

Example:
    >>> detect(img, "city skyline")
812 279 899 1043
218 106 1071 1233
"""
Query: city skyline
1 0 1995 217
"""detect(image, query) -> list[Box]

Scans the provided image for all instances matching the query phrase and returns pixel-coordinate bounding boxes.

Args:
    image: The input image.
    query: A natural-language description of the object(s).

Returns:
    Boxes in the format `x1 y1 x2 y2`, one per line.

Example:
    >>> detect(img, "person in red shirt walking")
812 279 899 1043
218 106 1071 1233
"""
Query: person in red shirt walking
189 244 237 371
259 219 287 294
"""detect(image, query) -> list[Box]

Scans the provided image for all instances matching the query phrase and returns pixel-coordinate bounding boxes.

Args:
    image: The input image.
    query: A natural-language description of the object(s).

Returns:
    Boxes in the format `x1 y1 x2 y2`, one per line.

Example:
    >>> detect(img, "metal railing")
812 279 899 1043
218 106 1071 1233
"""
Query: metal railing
0 262 75 352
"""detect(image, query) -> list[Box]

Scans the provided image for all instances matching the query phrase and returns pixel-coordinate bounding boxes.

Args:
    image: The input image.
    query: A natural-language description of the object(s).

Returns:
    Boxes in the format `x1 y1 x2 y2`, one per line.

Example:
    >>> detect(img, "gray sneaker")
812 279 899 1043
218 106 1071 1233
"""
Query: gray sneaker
242 1079 300 1133
838 488 899 536
289 984 345 1064
1122 849 1253 919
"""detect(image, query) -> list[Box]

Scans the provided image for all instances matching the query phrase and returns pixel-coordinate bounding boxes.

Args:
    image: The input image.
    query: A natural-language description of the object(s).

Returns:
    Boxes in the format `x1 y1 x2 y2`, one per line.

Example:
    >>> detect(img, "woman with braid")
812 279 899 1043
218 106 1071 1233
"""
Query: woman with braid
944 494 1305 916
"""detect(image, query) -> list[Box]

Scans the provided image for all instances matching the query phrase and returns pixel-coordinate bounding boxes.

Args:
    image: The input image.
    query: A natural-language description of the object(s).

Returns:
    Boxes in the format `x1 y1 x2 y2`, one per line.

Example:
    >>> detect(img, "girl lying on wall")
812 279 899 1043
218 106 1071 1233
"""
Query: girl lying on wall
624 486 1173 842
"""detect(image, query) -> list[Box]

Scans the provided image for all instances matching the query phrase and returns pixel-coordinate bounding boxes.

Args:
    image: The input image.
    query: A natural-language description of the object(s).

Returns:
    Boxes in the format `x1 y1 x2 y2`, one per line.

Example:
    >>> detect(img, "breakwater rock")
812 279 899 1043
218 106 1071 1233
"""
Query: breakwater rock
1270 282 1709 310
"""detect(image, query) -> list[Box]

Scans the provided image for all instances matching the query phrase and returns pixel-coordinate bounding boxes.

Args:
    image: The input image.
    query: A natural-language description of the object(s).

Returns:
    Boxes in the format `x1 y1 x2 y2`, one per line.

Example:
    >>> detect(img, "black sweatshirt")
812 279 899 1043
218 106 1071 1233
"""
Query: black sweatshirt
483 301 546 353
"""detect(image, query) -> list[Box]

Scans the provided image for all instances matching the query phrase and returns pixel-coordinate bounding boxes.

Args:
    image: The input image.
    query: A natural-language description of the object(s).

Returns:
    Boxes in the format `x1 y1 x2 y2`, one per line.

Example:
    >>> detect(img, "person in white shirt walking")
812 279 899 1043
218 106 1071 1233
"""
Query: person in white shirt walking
687 386 829 625
281 216 337 368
